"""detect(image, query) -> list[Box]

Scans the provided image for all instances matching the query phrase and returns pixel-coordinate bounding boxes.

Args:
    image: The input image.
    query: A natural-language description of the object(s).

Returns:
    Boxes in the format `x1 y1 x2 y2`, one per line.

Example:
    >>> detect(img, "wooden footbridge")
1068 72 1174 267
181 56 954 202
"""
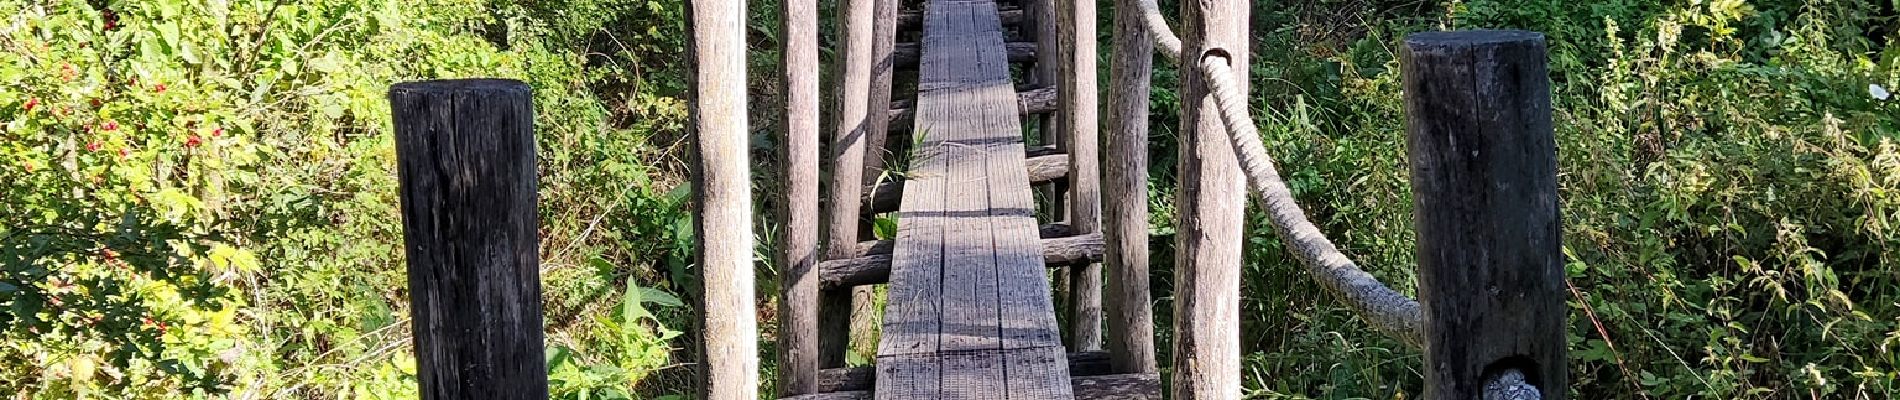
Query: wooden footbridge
382 0 1570 399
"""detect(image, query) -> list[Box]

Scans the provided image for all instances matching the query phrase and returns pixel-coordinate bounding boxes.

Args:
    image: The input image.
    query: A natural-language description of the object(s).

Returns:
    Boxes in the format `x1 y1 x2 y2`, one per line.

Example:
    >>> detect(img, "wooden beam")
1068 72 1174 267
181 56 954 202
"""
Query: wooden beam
1171 0 1247 397
821 0 877 370
899 9 1023 29
887 86 1057 133
1071 374 1163 399
893 41 1036 67
775 0 823 393
1402 30 1566 400
853 223 1077 258
818 233 1105 289
390 79 548 400
1105 0 1158 375
862 153 1070 214
817 352 1115 393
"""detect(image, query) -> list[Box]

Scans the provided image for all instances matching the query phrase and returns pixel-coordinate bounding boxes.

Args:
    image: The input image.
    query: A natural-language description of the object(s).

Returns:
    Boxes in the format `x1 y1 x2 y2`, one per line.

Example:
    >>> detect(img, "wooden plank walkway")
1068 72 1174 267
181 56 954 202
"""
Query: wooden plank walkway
874 0 1074 398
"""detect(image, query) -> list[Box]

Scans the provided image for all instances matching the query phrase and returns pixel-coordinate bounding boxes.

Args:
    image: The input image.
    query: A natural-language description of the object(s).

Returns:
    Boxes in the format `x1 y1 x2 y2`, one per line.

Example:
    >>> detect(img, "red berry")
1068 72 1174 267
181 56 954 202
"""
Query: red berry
86 142 101 152
22 97 37 112
211 128 224 137
118 148 129 158
154 84 166 93
186 135 202 147
101 121 117 131
89 98 101 108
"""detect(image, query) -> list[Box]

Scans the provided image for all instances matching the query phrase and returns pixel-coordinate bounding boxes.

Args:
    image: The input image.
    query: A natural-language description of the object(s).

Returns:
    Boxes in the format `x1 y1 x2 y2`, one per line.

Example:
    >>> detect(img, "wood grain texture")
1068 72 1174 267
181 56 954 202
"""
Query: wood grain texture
823 0 879 369
390 79 547 400
1056 0 1103 353
1401 30 1565 400
777 0 823 394
1171 0 1247 397
1103 0 1157 374
688 0 761 396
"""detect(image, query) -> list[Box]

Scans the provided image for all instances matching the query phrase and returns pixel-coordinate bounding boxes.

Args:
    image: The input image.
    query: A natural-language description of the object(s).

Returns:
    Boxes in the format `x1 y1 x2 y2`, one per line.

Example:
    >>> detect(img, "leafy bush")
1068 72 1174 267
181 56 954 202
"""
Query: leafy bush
1 0 696 397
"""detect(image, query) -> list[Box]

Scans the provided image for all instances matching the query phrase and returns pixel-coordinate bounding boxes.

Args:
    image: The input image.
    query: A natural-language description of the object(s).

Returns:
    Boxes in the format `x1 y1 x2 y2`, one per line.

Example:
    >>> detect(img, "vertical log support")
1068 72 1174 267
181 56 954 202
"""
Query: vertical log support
1104 0 1157 375
823 0 877 368
1057 0 1103 352
778 0 823 394
391 79 547 400
1030 0 1065 219
849 0 902 361
1401 30 1566 400
690 0 760 398
1171 0 1246 397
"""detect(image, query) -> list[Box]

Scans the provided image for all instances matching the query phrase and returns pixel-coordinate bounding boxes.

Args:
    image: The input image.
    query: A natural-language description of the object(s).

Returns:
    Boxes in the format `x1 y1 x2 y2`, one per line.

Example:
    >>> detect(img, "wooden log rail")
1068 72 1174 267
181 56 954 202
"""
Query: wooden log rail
820 232 1104 289
862 152 1069 214
893 42 1036 67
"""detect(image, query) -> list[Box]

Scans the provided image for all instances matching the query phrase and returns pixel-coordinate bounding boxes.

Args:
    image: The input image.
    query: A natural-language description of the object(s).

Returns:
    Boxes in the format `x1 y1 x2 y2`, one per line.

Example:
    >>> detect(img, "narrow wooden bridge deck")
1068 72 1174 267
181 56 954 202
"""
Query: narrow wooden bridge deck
874 0 1073 397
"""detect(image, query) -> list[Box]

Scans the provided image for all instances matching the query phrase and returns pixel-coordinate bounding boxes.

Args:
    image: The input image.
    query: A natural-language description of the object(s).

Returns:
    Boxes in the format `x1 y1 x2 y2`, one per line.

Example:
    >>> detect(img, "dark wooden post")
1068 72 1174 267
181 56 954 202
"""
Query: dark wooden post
1171 0 1247 397
777 0 823 394
1103 0 1157 375
389 79 547 400
690 0 760 398
1401 30 1566 400
822 0 876 369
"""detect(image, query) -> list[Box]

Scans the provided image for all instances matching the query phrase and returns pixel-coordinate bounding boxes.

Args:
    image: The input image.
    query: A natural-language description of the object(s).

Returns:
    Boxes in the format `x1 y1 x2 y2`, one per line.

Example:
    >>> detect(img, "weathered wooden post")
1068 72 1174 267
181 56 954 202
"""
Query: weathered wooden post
849 0 901 364
1103 0 1157 375
1172 0 1247 397
823 0 877 369
1401 30 1566 400
691 0 759 398
1030 0 1065 220
778 0 823 394
1057 0 1104 353
389 79 547 400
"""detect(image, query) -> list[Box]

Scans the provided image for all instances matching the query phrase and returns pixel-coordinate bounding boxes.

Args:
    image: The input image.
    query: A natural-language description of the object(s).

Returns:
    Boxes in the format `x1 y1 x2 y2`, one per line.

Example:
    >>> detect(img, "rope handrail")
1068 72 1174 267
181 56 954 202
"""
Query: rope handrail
1196 56 1425 348
1123 3 1544 396
1133 0 1182 61
1129 0 1426 349
1195 43 1546 400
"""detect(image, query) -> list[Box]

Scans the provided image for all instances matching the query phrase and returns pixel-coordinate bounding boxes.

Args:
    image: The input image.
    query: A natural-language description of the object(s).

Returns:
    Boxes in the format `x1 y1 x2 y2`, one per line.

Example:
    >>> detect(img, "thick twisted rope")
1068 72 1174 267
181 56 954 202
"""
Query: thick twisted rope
1133 0 1182 60
1197 55 1426 348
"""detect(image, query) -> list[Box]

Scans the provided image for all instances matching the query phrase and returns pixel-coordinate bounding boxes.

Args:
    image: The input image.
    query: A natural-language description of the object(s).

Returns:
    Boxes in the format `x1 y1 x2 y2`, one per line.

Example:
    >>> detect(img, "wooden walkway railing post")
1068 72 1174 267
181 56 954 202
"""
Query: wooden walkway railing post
778 0 823 394
1171 0 1247 397
1056 0 1103 353
1401 30 1567 400
691 0 761 398
824 0 878 369
390 79 547 400
1103 0 1157 375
